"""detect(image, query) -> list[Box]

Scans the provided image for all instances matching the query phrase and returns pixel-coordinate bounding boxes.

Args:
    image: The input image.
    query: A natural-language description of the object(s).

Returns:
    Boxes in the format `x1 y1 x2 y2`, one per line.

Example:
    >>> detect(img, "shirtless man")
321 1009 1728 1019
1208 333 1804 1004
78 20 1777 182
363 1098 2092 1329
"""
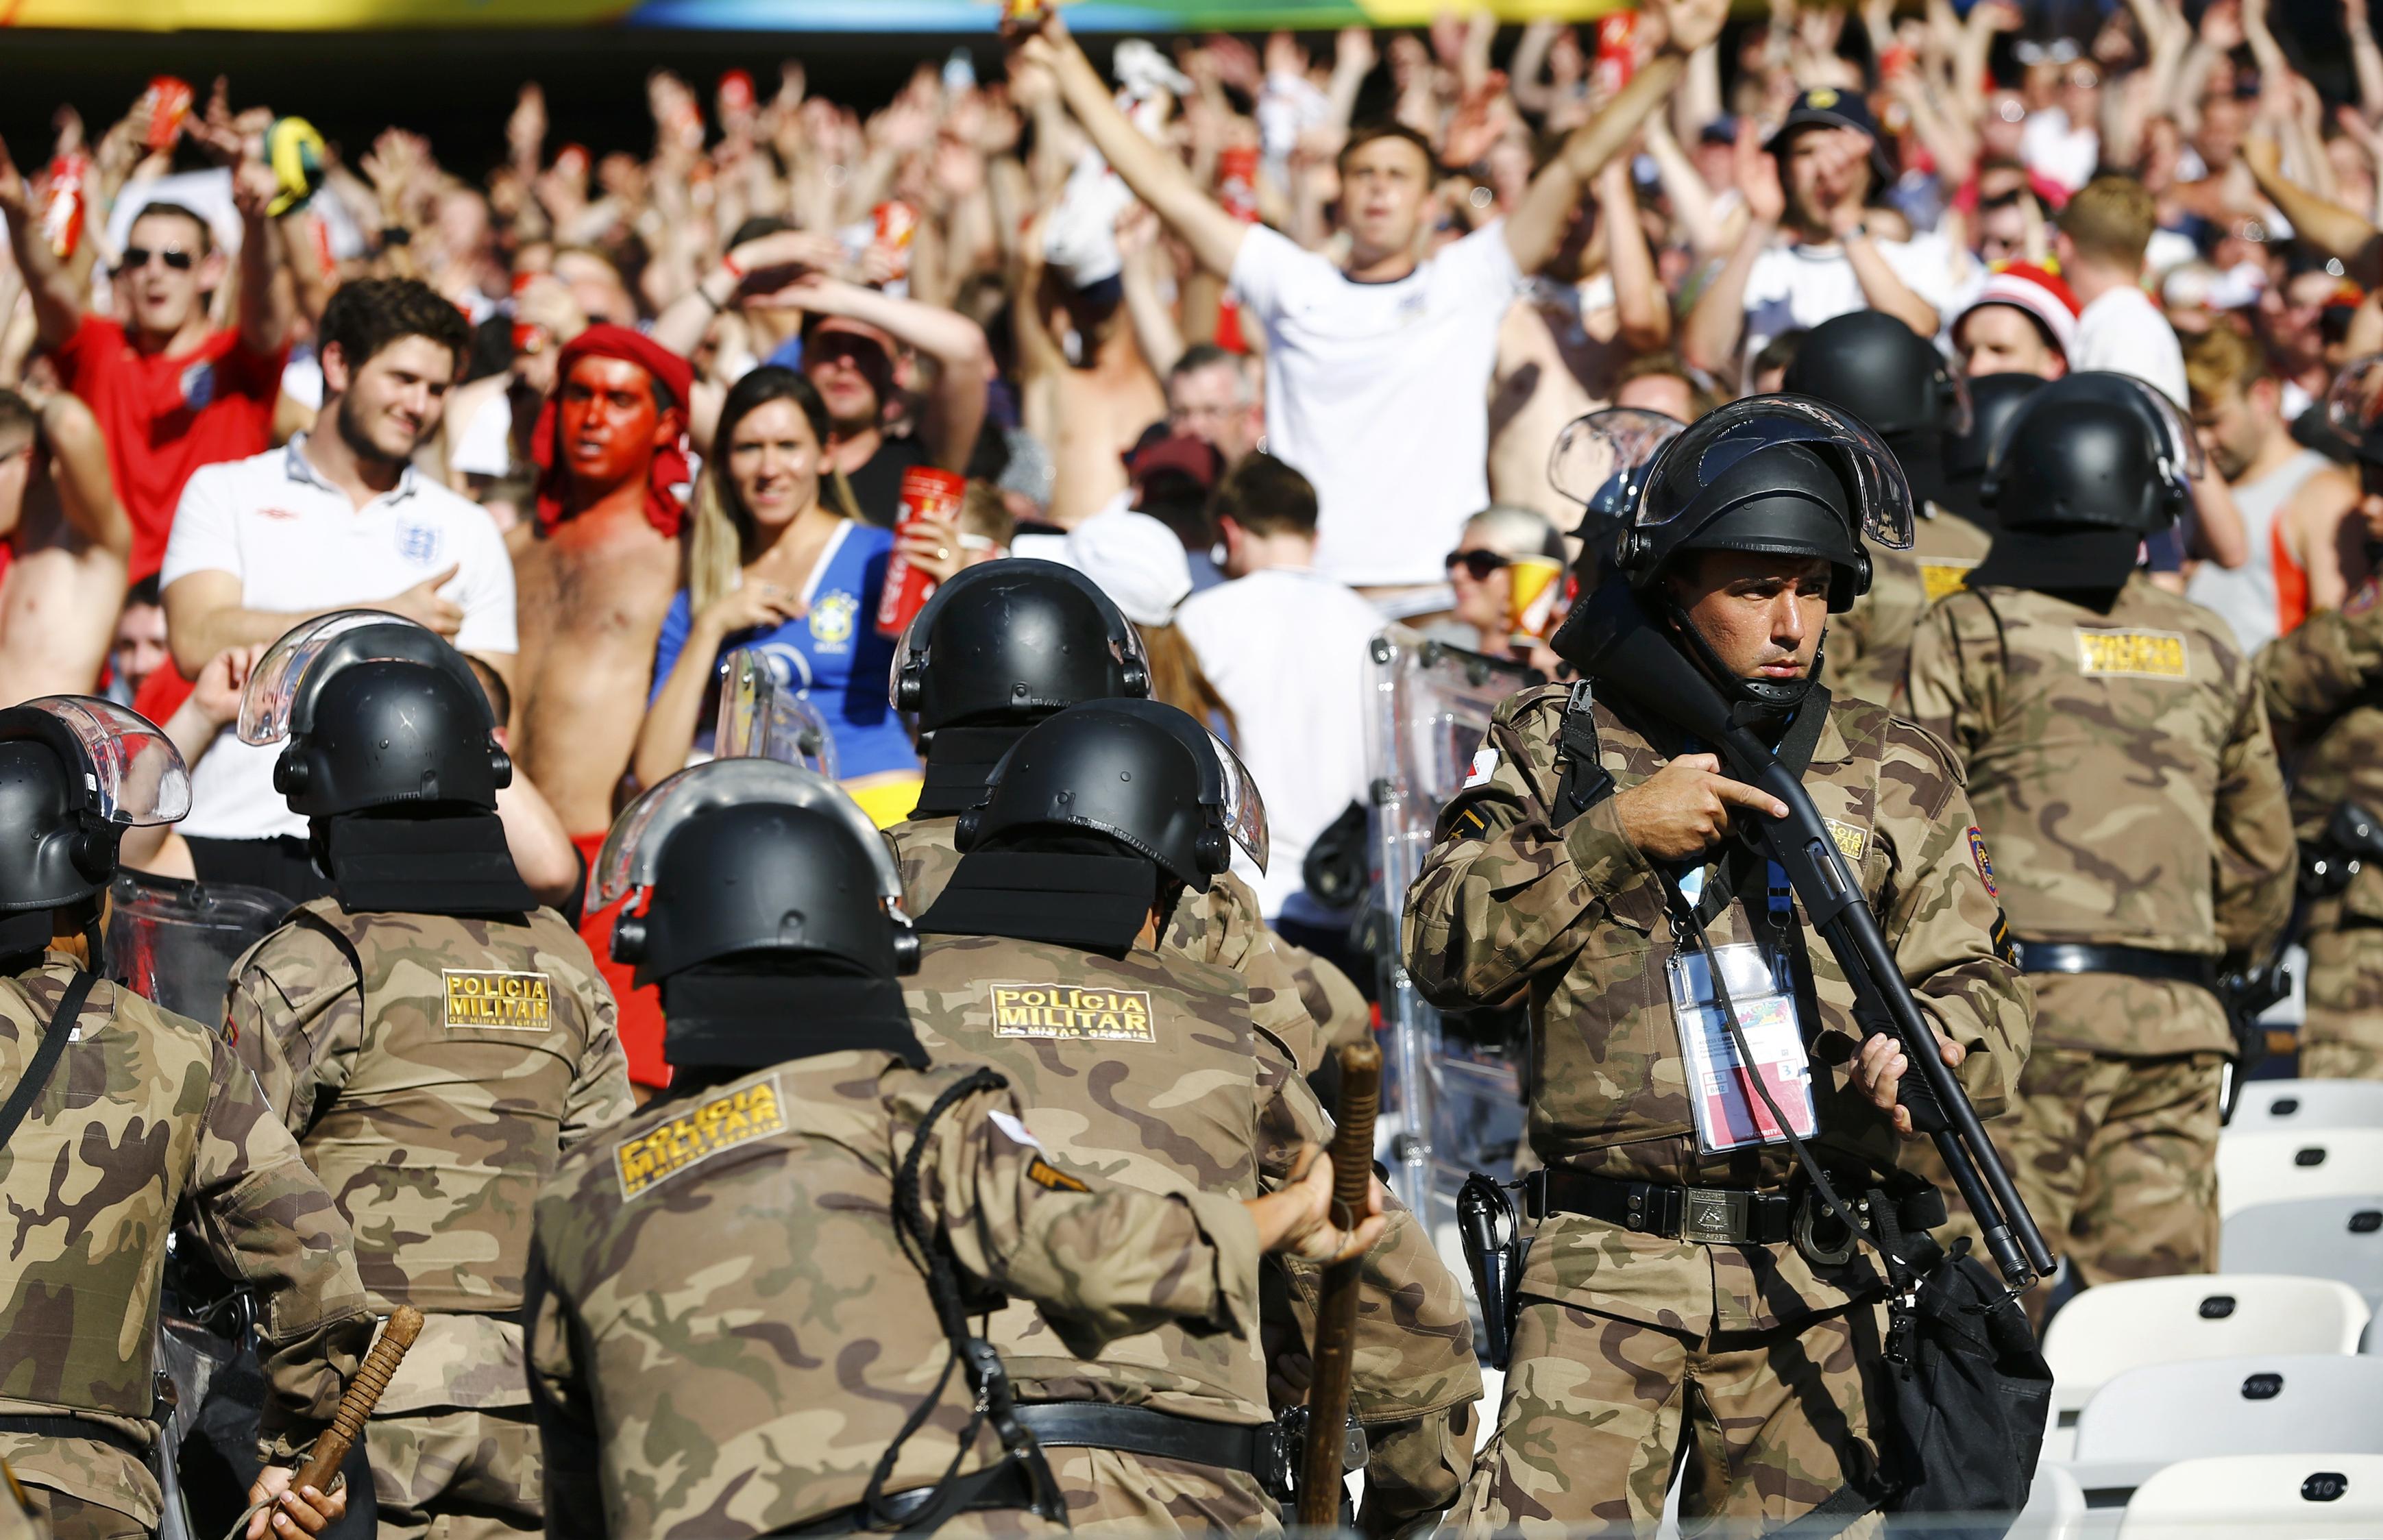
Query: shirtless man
506 325 693 841
0 387 132 700
1487 160 1670 526
1018 255 1168 526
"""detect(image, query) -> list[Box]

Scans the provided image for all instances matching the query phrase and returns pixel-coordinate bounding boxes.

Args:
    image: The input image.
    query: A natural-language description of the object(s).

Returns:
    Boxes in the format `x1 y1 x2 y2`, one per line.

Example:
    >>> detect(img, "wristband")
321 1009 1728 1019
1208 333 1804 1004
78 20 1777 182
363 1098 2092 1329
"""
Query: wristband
720 254 746 282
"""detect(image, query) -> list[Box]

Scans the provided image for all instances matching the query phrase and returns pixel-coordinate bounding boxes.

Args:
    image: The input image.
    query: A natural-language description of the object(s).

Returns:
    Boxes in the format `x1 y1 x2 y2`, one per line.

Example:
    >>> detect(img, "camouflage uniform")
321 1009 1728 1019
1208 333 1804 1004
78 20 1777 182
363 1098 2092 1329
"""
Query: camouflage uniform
525 1049 1262 1539
890 816 1356 1072
225 904 633 1540
2256 588 2383 1079
1403 683 2030 1533
1831 506 1994 708
0 956 374 1540
1906 576 2295 1291
903 934 1480 1533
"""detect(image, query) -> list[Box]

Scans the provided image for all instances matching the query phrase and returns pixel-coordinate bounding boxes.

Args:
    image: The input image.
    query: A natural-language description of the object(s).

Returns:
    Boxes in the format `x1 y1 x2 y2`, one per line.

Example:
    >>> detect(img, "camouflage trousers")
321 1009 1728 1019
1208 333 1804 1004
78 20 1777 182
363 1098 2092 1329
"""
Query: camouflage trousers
21 1489 142 1540
2300 920 2383 1080
1043 1447 1280 1536
1456 1297 1890 1538
367 1408 539 1540
1996 1049 2222 1315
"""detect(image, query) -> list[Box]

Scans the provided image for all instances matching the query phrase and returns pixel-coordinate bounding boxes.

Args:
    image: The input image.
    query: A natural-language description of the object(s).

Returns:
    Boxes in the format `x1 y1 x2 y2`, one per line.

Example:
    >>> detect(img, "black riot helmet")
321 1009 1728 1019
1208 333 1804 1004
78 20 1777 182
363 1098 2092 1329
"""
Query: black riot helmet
1782 310 1970 513
890 559 1151 737
594 761 922 1070
1972 372 2195 591
1940 372 2050 528
597 759 918 984
1567 395 1913 726
241 611 511 819
0 699 189 951
1614 395 1912 613
954 700 1267 890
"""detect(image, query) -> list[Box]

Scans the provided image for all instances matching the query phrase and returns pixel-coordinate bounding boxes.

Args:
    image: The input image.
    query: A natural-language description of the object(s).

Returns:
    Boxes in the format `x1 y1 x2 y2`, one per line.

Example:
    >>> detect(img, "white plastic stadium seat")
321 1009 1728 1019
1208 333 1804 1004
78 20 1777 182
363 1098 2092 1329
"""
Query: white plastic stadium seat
2007 1462 2086 1540
2064 1354 2383 1505
2217 1129 2383 1219
2229 1079 2383 1134
2221 1196 2383 1305
2117 1453 2383 1539
2040 1275 2370 1456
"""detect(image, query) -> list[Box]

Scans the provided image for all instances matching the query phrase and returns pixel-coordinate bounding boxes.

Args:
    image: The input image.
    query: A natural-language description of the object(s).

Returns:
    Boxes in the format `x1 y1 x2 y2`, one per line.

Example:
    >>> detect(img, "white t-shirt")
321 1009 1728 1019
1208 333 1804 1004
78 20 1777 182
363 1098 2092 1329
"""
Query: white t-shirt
1175 565 1381 918
1229 222 1522 587
159 437 518 841
1739 230 1969 369
2072 284 2188 408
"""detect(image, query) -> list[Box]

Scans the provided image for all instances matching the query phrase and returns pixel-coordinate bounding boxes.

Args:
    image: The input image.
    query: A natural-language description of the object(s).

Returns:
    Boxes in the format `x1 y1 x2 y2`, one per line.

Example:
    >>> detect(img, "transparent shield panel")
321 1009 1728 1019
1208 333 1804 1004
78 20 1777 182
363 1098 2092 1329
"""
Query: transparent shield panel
19 696 191 824
237 610 427 746
1204 728 1268 874
715 648 841 779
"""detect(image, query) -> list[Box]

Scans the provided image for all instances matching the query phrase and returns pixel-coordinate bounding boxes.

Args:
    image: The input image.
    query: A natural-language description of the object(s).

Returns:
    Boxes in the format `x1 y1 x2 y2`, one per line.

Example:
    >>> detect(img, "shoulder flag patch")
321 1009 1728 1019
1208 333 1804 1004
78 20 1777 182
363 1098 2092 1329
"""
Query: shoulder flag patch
1966 827 1999 899
1464 748 1498 789
1920 560 1977 605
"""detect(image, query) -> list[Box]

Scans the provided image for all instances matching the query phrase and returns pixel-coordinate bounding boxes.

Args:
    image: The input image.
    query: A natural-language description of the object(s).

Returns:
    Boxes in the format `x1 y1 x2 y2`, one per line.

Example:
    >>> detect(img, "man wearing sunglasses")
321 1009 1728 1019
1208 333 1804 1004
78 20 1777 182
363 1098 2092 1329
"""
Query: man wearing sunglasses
0 139 300 588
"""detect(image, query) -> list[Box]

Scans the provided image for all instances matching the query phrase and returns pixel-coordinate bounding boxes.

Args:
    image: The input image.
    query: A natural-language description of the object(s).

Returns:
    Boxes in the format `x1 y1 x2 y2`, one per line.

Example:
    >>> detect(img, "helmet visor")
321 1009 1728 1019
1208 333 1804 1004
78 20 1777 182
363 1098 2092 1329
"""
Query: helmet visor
1206 729 1269 875
238 609 433 746
1637 395 1916 551
715 648 840 778
591 758 901 912
1548 408 1686 508
20 696 191 825
2327 353 2383 453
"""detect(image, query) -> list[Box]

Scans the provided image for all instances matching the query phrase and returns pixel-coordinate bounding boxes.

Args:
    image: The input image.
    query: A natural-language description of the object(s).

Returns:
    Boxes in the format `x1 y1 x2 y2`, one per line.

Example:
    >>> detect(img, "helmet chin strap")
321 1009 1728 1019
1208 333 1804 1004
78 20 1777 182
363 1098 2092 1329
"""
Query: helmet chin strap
1663 599 1824 742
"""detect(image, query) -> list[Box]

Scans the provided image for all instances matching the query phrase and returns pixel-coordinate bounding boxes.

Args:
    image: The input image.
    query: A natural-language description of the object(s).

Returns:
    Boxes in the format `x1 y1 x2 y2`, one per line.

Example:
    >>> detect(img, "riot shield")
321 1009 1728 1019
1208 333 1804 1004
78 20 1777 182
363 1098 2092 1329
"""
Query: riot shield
106 871 287 1025
714 646 840 777
1362 625 1542 1228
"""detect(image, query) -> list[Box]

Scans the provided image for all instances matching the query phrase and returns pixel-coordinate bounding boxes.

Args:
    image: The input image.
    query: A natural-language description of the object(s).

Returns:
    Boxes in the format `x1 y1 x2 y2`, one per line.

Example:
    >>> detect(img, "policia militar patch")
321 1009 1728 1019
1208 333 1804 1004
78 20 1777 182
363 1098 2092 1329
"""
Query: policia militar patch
2074 628 2188 679
990 985 1156 1042
443 969 554 1031
615 1074 788 1199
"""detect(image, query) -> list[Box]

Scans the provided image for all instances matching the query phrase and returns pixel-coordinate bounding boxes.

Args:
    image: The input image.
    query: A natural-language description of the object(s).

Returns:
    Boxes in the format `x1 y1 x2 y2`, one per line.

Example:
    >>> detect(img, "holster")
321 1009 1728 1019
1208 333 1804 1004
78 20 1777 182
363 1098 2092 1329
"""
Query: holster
1457 1173 1531 1370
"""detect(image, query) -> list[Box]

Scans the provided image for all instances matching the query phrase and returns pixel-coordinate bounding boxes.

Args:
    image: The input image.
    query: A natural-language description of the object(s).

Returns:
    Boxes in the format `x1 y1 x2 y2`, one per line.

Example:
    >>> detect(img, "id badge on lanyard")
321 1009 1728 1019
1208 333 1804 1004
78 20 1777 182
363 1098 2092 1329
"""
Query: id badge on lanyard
1667 863 1819 1153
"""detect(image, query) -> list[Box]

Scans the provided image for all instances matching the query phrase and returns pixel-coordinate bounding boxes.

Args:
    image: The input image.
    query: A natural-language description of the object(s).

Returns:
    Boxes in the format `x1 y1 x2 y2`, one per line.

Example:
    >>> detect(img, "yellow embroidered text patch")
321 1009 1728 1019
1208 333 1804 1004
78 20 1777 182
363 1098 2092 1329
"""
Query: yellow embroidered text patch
991 985 1156 1042
443 970 553 1031
615 1075 786 1199
2074 628 2187 679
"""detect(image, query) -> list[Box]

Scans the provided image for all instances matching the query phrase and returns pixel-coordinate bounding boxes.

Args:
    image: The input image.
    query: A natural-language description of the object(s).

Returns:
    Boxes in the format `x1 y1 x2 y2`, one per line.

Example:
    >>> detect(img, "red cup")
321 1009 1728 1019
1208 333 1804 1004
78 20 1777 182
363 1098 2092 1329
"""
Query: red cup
1218 144 1260 223
144 77 194 153
877 466 967 639
1593 12 1638 95
39 154 88 260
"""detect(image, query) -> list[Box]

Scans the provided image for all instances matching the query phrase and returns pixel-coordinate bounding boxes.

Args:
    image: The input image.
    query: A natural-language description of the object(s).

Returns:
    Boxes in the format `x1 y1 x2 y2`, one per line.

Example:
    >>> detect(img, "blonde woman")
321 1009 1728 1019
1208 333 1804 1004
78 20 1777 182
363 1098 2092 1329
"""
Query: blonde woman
633 366 921 824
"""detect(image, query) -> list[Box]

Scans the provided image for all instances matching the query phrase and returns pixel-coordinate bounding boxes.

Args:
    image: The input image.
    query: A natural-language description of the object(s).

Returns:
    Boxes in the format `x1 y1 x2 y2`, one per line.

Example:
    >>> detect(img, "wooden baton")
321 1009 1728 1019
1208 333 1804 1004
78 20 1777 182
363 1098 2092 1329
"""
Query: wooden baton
1295 1041 1382 1528
292 1306 424 1494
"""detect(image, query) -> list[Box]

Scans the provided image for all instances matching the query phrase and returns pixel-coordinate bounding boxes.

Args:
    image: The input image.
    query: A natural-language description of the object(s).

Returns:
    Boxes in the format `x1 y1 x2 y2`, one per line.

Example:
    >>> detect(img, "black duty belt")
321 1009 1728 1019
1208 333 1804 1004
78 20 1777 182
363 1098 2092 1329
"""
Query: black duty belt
2013 941 2218 991
772 1458 1038 1536
1524 1168 1796 1246
0 1414 149 1463
1013 1401 1280 1481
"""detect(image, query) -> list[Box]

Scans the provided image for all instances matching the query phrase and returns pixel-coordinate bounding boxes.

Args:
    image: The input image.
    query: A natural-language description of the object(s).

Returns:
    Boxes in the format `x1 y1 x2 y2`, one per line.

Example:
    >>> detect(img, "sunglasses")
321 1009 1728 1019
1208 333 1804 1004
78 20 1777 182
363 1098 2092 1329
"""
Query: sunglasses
119 247 196 273
1445 549 1511 580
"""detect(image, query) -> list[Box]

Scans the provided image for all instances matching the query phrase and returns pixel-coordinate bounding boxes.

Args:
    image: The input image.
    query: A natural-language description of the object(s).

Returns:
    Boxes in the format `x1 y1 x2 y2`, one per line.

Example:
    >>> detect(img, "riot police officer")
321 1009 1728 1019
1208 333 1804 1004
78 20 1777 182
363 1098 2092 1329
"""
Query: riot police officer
524 759 1375 1538
887 559 1363 1073
1782 309 1990 705
886 563 1482 1519
897 700 1451 1532
221 613 632 1540
1406 397 2031 1530
1908 374 2293 1309
2257 354 2383 1081
0 698 374 1540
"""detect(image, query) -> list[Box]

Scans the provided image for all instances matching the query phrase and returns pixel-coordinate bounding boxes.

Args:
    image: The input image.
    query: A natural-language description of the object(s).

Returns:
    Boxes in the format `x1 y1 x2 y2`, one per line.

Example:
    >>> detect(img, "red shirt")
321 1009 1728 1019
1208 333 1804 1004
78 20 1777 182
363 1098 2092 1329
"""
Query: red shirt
55 315 285 583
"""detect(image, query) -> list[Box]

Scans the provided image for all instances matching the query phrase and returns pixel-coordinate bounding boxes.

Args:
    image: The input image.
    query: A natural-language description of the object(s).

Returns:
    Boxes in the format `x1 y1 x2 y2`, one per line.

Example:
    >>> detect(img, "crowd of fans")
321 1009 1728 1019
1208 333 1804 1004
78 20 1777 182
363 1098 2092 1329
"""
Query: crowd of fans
2 0 2382 975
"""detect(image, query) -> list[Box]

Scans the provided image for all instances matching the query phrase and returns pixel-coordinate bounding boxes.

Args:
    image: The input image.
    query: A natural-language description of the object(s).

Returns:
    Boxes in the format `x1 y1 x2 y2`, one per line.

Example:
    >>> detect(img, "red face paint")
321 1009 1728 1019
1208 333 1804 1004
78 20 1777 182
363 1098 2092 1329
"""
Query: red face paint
559 354 663 494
